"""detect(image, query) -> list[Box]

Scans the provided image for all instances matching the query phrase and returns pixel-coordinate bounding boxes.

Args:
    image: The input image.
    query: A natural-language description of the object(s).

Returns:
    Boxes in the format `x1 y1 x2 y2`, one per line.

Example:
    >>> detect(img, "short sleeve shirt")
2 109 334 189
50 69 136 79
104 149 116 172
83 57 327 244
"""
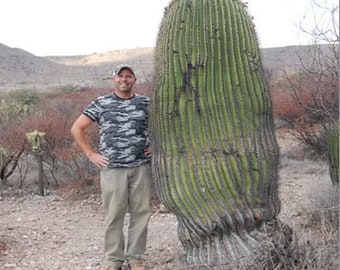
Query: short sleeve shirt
83 93 150 168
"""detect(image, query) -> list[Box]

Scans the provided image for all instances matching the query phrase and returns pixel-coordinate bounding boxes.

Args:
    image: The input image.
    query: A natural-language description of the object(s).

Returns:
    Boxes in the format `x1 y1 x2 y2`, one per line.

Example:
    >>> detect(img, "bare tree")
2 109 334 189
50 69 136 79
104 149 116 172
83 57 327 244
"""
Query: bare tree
299 0 339 45
284 0 339 155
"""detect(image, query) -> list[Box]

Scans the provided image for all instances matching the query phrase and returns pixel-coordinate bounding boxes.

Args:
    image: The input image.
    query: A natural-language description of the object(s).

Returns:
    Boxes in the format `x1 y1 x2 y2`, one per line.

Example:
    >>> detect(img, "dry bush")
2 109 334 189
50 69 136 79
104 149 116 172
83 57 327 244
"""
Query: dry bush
0 87 105 193
56 174 101 201
0 119 28 184
277 43 339 158
293 186 339 269
272 90 308 128
285 172 339 270
267 131 339 269
272 0 339 156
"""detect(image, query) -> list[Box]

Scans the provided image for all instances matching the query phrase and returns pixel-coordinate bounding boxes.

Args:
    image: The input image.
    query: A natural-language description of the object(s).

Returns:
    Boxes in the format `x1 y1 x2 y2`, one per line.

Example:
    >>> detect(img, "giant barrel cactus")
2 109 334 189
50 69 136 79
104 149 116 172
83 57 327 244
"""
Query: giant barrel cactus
150 0 291 268
327 128 339 191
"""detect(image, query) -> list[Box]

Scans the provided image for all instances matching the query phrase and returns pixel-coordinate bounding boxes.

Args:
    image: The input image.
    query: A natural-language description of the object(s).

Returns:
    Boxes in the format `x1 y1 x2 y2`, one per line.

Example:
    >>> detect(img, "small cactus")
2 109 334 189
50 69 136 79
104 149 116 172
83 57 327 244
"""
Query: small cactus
327 128 339 191
26 130 46 196
26 130 45 153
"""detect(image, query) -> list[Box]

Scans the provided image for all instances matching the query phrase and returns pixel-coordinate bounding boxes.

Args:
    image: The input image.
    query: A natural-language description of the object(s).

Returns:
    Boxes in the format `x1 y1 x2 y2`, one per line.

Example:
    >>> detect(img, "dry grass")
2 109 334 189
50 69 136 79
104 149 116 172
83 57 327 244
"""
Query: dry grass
294 182 339 270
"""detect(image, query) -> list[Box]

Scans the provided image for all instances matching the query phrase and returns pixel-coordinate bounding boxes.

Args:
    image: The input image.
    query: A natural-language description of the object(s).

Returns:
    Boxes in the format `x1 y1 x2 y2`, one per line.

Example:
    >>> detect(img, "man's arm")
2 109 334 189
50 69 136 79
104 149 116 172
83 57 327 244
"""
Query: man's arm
71 114 109 168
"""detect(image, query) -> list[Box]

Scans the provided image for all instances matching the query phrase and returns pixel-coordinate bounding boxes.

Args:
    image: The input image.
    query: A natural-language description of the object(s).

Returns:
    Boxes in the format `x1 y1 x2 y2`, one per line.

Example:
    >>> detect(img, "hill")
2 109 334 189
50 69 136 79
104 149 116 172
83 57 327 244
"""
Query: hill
0 43 317 91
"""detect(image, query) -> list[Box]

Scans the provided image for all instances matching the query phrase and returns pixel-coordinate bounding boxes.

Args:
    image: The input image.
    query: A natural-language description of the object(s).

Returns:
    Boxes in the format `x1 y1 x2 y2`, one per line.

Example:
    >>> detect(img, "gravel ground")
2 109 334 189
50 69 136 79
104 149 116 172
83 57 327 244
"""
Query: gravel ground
0 194 182 270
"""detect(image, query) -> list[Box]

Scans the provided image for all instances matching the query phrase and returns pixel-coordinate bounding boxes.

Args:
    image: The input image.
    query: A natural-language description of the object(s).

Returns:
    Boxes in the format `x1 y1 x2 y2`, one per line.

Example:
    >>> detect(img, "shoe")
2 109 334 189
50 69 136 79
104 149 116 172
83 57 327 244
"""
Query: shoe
129 261 145 270
106 266 121 270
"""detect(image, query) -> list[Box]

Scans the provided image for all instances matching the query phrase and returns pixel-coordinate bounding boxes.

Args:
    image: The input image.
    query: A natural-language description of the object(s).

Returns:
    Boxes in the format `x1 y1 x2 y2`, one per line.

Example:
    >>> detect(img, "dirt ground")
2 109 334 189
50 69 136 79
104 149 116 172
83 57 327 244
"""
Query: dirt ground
0 133 338 270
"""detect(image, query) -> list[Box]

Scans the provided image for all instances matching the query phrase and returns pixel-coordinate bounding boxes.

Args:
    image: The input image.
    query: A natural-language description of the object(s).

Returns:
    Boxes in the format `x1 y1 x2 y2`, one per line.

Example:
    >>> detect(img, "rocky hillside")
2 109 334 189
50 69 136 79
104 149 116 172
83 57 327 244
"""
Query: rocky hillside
0 43 155 91
0 42 318 91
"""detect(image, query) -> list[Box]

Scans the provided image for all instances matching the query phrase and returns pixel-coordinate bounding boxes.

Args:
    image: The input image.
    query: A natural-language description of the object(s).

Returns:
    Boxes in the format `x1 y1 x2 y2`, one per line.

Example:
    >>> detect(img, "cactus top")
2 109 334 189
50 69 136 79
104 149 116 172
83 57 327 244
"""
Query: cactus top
83 93 150 168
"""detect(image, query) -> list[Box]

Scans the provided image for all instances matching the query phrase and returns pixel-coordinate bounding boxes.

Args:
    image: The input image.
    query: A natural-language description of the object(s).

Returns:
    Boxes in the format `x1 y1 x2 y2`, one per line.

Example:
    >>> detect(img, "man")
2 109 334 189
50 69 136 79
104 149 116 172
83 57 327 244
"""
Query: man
71 64 152 270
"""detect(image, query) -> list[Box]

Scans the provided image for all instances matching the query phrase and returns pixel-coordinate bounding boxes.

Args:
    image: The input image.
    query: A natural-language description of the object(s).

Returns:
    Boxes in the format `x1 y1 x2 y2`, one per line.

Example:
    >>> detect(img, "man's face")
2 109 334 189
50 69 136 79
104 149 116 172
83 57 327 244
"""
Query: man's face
113 68 136 93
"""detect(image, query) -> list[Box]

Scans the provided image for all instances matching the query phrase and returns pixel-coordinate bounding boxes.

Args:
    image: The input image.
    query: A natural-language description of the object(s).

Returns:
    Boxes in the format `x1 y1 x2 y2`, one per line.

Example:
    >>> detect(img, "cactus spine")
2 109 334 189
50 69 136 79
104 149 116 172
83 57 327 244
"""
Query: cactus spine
150 0 291 268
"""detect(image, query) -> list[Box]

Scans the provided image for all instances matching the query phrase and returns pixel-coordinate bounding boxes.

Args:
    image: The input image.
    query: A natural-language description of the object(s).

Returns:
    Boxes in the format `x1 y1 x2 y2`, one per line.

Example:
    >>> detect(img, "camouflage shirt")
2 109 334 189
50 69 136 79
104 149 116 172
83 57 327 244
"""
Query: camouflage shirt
83 93 150 168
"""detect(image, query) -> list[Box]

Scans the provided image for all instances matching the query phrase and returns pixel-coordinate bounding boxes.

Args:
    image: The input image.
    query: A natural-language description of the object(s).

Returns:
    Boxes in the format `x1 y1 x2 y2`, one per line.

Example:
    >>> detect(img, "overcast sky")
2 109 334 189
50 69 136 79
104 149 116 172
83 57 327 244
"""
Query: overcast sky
0 0 338 56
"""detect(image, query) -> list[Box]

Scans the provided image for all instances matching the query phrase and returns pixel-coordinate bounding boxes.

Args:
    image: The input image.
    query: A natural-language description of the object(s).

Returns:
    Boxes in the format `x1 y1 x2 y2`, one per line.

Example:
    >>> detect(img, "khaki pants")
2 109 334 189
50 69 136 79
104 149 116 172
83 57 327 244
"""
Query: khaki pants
100 164 152 267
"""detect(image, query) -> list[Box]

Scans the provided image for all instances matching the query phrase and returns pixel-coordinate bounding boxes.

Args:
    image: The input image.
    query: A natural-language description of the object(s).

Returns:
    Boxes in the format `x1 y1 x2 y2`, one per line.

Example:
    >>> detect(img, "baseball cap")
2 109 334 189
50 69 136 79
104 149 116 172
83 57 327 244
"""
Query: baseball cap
113 64 135 77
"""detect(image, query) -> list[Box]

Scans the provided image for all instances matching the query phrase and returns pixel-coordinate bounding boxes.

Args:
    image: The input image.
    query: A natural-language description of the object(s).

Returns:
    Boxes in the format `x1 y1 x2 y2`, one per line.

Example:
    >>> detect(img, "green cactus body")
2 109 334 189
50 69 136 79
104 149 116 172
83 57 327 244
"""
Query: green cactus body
150 0 289 267
327 129 339 191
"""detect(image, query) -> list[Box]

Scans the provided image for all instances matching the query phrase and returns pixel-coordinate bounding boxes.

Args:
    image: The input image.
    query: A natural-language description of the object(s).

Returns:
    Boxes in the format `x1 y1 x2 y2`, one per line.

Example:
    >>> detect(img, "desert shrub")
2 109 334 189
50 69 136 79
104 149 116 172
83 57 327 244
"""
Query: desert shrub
273 88 336 159
287 71 338 125
295 179 339 270
275 0 339 157
0 89 41 185
0 119 28 184
0 89 39 125
294 125 332 159
272 90 306 127
24 89 104 187
6 89 39 106
0 87 106 192
273 67 338 158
